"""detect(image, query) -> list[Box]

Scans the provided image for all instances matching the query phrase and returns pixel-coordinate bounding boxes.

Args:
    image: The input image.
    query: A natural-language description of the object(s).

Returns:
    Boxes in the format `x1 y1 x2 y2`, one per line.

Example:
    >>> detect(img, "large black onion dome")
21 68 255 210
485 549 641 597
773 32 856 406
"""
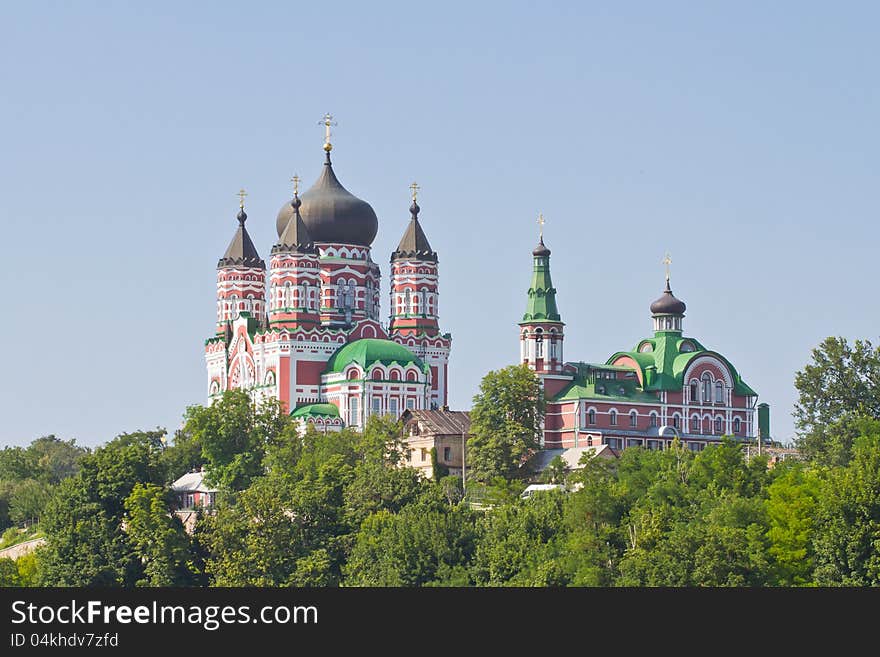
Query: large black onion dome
650 280 686 315
532 237 551 257
276 153 378 246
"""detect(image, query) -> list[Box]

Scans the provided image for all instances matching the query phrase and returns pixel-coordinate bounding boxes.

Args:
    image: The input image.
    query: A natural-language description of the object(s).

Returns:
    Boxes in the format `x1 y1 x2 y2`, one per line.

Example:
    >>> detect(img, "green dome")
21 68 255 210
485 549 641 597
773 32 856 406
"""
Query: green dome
325 338 425 375
291 403 340 419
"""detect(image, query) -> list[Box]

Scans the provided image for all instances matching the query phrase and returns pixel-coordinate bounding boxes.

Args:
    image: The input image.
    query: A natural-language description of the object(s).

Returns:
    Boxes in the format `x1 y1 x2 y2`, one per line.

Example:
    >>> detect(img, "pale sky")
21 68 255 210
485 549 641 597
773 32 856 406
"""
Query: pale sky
3 2 879 447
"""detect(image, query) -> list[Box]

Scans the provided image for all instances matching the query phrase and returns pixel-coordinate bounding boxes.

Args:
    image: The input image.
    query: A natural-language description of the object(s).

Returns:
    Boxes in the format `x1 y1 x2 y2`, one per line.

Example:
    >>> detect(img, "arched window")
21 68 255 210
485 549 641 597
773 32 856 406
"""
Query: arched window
733 417 741 434
672 414 681 430
650 412 658 428
691 415 701 434
689 381 698 403
588 409 596 425
714 416 723 433
406 370 418 382
404 289 412 314
264 371 275 386
715 381 724 405
702 373 712 404
372 370 383 381
629 410 638 427
389 369 401 381
609 410 618 426
346 367 360 380
535 328 544 358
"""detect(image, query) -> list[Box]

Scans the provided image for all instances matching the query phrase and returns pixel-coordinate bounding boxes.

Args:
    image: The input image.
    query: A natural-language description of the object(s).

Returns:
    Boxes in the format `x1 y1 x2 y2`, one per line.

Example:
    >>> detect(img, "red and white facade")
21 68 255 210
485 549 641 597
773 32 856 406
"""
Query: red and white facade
520 235 764 453
205 142 451 429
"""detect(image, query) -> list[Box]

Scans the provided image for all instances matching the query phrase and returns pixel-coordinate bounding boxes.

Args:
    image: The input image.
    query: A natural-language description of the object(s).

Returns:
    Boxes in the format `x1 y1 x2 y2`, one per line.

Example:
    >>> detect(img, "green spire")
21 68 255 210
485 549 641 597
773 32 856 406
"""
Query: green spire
521 236 561 323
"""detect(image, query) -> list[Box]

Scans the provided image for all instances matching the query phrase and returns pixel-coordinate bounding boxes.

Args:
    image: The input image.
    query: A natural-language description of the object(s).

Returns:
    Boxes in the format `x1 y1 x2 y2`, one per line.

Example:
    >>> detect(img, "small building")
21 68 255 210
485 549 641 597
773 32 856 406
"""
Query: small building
400 408 471 479
171 469 218 510
527 444 619 479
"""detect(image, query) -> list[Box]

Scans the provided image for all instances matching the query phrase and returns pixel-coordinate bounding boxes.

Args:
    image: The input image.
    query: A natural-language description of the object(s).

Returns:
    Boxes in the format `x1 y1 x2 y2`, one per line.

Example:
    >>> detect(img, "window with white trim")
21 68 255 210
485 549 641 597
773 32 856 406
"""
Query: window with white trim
349 397 359 426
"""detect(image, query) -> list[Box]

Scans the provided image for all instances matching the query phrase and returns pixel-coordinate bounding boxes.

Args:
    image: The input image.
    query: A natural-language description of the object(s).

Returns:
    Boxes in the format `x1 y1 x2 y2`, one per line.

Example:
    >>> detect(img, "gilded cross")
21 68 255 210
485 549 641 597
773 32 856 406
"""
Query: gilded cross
237 188 247 210
662 252 672 282
537 213 545 240
319 113 337 150
291 174 300 196
410 181 420 202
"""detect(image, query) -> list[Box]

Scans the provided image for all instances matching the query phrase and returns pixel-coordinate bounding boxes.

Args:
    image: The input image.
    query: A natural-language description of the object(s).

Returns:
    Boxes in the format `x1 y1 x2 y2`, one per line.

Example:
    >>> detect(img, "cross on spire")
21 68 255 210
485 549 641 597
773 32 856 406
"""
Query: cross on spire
410 181 420 202
237 188 247 210
291 174 300 196
319 113 337 151
662 252 672 282
537 213 545 240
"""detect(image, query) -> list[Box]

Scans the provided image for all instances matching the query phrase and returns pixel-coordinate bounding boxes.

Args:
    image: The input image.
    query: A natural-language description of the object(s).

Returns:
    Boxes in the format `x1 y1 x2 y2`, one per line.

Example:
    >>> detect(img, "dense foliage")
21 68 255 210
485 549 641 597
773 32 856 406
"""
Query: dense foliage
4 337 880 587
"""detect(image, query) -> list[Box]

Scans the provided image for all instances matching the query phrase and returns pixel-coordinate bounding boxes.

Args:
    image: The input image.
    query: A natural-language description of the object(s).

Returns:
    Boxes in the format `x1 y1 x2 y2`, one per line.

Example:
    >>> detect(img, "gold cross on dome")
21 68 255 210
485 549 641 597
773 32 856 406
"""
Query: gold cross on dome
537 213 545 239
237 188 247 210
662 252 672 281
319 113 337 150
291 174 300 195
410 181 420 202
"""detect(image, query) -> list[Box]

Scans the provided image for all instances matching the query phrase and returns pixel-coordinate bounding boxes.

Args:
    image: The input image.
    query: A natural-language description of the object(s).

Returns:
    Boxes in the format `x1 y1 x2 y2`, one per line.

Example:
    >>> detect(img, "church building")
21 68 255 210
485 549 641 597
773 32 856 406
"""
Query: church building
520 224 770 451
205 116 451 429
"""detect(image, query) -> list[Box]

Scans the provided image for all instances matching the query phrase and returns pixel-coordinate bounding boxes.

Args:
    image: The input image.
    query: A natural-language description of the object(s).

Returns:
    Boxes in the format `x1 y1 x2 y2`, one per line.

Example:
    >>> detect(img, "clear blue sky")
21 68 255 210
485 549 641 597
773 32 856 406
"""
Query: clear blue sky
2 2 878 447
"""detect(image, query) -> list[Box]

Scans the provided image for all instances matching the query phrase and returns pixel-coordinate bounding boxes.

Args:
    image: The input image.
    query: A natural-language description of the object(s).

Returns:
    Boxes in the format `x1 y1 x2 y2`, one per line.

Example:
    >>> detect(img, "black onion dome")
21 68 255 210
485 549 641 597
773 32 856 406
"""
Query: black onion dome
218 209 265 268
532 237 551 257
391 200 437 262
276 153 378 246
650 280 687 315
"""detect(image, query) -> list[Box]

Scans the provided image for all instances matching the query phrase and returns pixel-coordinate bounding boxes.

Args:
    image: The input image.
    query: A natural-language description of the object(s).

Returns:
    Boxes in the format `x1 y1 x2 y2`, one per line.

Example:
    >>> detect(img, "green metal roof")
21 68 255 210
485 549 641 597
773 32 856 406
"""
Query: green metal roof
291 403 340 419
521 253 562 323
324 338 426 374
606 333 757 396
554 366 659 403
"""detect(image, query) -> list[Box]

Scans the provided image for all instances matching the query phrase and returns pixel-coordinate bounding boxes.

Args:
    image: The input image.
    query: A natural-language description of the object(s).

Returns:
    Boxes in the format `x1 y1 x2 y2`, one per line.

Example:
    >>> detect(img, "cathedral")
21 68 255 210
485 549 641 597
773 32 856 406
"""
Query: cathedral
205 117 769 453
520 228 771 451
205 116 450 430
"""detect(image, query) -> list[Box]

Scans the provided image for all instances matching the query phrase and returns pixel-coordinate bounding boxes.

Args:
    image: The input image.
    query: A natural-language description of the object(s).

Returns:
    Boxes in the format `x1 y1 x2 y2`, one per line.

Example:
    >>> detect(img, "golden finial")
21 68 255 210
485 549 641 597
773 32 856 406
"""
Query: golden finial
291 174 300 196
237 188 247 211
662 252 672 282
319 113 337 152
410 181 420 202
537 213 545 240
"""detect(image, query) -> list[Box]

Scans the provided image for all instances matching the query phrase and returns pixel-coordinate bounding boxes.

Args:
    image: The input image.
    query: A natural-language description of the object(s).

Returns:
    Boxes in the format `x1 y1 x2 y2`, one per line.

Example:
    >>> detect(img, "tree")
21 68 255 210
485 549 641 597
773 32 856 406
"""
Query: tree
39 477 140 586
812 431 880 585
27 435 87 484
39 430 167 586
9 479 53 527
181 390 290 491
794 336 880 464
344 505 477 586
471 492 567 586
765 463 820 585
124 483 198 586
467 364 545 482
201 473 343 586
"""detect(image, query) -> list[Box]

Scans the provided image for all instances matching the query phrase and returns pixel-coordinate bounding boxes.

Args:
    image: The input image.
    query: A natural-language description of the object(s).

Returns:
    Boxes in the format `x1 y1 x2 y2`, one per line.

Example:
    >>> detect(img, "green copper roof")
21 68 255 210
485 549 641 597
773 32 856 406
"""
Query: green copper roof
521 251 561 323
324 338 426 374
291 403 340 419
554 369 660 403
607 333 757 396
